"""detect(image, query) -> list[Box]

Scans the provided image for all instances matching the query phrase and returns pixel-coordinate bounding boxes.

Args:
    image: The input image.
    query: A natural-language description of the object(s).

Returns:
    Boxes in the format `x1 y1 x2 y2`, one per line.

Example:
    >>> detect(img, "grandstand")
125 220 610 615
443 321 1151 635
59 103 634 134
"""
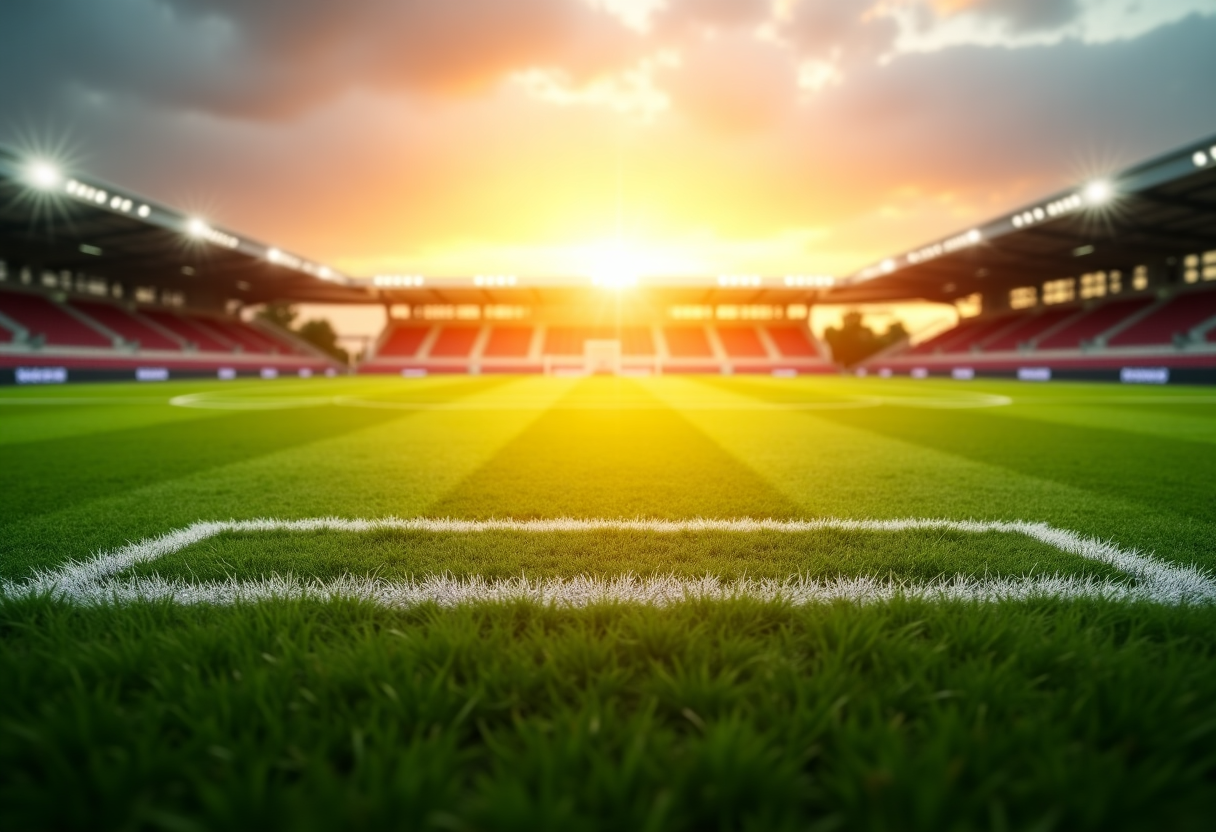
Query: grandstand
2 134 1215 384
359 318 831 376
0 147 356 382
836 134 1216 384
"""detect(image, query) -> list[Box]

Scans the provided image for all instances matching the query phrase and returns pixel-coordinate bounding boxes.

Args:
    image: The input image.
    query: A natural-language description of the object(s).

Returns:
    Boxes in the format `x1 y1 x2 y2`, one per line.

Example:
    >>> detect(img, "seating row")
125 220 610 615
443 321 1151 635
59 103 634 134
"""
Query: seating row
372 324 822 361
903 289 1216 357
0 287 309 356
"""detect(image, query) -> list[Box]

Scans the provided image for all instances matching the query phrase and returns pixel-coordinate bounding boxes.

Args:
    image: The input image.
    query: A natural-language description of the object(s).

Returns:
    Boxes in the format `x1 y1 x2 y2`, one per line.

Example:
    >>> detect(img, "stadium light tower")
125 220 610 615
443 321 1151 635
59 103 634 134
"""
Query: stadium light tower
26 159 62 190
1084 180 1113 205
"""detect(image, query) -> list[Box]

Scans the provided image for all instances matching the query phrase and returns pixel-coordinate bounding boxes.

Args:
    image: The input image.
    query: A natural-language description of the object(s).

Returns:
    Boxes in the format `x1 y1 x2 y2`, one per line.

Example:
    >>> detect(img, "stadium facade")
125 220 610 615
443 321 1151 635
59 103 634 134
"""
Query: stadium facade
1 134 1214 384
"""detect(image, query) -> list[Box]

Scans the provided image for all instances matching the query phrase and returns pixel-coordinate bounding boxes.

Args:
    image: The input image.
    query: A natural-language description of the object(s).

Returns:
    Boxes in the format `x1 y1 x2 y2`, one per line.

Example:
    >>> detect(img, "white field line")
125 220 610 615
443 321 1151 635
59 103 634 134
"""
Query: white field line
167 391 1015 411
4 517 1214 608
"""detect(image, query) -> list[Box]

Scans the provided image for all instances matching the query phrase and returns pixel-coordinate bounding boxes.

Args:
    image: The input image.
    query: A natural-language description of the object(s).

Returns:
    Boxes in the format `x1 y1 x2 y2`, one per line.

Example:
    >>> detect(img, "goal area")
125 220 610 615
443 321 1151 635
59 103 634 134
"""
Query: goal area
542 339 662 377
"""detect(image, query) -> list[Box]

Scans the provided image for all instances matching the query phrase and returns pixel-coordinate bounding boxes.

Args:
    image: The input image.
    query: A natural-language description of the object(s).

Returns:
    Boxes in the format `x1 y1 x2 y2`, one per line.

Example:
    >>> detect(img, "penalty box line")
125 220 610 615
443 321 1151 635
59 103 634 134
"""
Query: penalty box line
5 517 1215 607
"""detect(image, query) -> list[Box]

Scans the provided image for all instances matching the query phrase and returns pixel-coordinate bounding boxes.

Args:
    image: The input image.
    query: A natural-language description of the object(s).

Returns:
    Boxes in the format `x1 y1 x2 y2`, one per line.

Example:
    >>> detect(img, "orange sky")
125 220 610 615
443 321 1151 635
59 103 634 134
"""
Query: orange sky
3 1 1215 339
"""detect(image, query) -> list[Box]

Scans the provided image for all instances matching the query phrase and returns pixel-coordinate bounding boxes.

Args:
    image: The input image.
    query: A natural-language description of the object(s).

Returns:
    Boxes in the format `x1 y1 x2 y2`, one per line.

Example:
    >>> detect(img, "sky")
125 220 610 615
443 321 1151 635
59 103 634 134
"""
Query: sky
2 1 1216 338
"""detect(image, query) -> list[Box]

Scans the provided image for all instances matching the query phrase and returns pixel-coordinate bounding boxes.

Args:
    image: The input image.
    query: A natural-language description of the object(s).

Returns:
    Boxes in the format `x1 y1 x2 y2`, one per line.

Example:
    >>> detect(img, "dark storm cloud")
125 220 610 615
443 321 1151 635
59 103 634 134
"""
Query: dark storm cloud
0 0 641 118
957 0 1084 33
800 10 1216 183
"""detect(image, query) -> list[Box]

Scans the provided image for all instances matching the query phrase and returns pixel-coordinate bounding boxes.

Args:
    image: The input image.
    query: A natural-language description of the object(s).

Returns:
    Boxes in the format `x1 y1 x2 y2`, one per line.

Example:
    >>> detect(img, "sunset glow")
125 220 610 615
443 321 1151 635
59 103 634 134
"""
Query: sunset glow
1 1 1213 285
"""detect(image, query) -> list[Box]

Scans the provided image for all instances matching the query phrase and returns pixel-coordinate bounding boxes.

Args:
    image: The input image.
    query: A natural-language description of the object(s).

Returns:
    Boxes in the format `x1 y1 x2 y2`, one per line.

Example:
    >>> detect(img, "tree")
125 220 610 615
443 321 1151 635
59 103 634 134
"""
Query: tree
824 310 909 367
256 302 298 331
296 318 349 364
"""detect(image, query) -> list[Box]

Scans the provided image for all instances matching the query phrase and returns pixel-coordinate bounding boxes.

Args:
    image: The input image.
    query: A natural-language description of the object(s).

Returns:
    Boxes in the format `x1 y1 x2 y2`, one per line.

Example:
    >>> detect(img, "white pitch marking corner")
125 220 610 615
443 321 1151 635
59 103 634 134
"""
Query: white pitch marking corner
3 517 1213 608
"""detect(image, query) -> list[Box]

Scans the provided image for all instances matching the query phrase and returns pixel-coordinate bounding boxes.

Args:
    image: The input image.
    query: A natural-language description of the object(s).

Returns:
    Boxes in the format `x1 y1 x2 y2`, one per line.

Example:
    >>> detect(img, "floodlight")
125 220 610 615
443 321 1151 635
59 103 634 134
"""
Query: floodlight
187 218 209 237
1084 180 1112 205
27 160 62 190
1195 151 1209 168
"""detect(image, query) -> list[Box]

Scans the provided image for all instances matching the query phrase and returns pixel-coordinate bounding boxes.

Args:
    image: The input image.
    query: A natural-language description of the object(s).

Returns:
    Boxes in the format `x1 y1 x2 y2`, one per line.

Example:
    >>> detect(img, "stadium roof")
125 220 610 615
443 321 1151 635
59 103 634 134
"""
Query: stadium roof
0 144 832 308
826 133 1216 304
0 145 366 305
362 273 830 306
6 132 1213 310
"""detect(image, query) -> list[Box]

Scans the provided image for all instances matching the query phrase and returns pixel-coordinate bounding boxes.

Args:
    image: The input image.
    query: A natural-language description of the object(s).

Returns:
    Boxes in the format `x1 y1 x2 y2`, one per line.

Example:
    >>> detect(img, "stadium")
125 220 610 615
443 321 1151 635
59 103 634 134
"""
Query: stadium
2 135 1214 384
3 3 1216 831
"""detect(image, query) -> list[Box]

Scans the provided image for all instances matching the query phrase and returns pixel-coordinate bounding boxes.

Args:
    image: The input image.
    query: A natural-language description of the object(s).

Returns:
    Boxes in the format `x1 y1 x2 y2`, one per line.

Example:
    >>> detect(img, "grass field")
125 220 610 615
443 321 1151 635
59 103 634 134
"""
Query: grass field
3 374 1216 830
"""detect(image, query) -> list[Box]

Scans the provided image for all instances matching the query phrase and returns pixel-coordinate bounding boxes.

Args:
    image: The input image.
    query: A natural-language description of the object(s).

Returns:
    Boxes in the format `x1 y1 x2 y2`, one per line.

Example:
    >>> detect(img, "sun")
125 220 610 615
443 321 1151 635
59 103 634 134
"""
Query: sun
586 240 642 288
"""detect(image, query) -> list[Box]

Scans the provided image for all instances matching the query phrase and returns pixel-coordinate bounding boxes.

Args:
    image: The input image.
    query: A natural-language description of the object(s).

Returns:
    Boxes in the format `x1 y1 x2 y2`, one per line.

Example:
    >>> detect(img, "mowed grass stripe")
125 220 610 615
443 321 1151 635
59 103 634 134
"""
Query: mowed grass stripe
4 377 1216 830
126 526 1130 583
646 376 1216 570
427 376 800 520
0 376 569 580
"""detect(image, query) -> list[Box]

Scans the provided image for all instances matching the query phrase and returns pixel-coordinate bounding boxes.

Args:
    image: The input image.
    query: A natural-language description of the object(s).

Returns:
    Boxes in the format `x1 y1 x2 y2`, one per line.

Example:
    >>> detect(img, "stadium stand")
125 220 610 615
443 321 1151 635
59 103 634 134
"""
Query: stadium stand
137 309 229 352
483 326 533 358
429 326 480 358
544 326 655 356
1035 297 1155 350
862 286 1216 382
67 299 183 351
5 132 1212 384
1108 291 1216 347
205 318 276 354
0 284 337 381
357 320 834 376
219 317 309 355
0 289 114 348
663 326 713 358
980 308 1078 353
377 324 430 358
717 327 768 358
766 325 820 358
908 315 1007 355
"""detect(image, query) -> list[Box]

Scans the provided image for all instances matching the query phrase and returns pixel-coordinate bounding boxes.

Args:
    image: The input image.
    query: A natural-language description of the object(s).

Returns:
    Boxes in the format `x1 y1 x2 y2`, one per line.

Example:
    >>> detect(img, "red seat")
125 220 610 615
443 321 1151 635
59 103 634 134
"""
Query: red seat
1037 298 1153 350
982 308 1077 352
663 326 712 358
205 318 286 354
378 326 430 358
1108 291 1216 346
766 326 818 358
141 309 233 352
0 291 112 347
483 326 533 357
716 327 767 358
906 319 982 355
430 327 479 357
70 300 182 350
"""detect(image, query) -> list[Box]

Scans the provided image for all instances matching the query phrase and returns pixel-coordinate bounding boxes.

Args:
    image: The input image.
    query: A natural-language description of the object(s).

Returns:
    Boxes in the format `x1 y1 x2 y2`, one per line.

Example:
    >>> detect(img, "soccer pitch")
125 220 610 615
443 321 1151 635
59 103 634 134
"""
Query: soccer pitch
3 375 1216 830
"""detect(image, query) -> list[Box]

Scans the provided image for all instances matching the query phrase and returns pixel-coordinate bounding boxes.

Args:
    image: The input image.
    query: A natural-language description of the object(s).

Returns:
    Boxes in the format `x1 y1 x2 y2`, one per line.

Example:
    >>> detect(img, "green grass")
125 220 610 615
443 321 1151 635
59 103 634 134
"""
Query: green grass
3 374 1216 830
127 526 1130 583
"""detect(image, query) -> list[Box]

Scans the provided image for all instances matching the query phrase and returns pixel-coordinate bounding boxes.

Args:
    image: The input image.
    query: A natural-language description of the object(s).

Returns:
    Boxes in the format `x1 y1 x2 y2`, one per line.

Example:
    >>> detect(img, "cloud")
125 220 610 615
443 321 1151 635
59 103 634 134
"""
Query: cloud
929 0 1083 33
0 0 1213 280
779 1 900 63
0 0 645 118
661 33 801 133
